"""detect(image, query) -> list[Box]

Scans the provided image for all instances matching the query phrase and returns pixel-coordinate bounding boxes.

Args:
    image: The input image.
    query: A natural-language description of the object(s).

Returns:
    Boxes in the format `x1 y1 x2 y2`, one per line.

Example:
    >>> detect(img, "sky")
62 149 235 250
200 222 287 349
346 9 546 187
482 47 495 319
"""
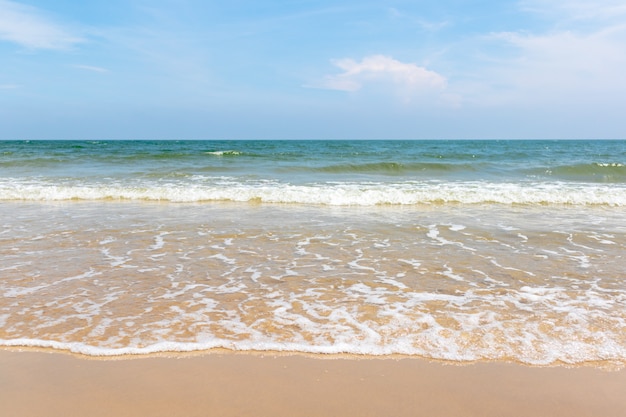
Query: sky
1 0 626 139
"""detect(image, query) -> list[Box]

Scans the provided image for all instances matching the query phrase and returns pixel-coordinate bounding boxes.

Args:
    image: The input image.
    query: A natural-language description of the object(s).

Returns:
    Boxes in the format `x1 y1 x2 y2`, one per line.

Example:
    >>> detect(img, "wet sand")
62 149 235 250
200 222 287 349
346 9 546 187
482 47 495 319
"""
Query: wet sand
1 350 625 417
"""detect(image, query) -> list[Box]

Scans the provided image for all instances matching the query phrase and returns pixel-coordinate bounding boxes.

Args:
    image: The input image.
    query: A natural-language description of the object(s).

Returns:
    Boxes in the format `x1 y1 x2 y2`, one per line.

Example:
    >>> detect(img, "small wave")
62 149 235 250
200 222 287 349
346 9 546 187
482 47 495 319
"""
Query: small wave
1 180 625 206
205 150 243 156
313 162 481 175
595 163 624 167
528 162 626 182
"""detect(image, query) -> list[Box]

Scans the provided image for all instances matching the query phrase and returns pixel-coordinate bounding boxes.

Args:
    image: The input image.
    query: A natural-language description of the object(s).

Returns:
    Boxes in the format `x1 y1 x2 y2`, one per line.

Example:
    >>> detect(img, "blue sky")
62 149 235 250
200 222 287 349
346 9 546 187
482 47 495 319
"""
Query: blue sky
1 0 625 139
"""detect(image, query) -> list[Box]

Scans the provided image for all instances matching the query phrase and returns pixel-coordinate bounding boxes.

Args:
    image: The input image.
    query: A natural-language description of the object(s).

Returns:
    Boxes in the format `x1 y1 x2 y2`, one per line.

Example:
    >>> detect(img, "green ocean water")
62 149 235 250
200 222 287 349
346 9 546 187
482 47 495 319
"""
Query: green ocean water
1 139 625 204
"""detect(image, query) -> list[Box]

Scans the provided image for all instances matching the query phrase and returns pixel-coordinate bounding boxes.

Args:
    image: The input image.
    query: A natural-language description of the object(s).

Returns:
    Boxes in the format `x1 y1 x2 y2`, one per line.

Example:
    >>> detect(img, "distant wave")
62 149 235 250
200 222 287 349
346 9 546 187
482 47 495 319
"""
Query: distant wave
1 179 624 206
526 162 626 182
205 150 243 156
308 161 484 175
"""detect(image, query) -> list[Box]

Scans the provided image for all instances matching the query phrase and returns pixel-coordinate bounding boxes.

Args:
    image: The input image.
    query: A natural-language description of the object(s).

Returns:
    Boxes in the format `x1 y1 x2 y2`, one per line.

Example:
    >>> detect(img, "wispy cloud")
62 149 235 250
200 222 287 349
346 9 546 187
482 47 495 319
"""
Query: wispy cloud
520 0 626 22
0 0 83 49
388 8 450 32
492 28 626 90
0 83 20 89
313 55 447 93
73 64 109 73
463 1 626 106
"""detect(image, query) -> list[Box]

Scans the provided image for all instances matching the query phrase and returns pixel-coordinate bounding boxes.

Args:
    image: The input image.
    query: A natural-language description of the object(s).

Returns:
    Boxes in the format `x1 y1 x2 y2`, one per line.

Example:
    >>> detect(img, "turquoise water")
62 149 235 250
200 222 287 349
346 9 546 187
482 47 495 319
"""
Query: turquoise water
1 140 625 366
2 139 626 180
1 140 626 204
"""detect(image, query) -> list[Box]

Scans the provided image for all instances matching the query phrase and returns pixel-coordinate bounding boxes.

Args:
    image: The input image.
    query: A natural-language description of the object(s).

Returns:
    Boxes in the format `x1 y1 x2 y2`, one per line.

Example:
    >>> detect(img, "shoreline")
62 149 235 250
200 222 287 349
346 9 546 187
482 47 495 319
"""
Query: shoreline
2 349 625 417
2 345 625 370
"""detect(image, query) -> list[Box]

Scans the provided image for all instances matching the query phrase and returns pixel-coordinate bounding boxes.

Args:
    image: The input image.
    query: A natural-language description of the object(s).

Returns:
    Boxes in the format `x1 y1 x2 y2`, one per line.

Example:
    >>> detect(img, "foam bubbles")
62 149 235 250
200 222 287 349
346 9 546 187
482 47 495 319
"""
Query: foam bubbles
1 178 625 206
1 202 625 367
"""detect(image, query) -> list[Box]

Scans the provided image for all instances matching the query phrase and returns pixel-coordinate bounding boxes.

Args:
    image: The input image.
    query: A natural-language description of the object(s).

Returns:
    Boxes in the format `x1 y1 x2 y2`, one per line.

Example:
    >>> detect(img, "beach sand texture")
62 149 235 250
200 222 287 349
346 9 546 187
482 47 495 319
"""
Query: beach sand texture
2 349 625 417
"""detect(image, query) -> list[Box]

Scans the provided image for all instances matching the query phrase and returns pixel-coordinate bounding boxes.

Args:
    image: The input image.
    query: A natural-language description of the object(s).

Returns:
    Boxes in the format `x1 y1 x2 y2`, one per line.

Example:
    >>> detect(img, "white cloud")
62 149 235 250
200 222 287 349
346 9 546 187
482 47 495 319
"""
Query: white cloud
455 1 626 108
314 55 447 93
501 8 626 84
0 83 20 89
0 0 83 49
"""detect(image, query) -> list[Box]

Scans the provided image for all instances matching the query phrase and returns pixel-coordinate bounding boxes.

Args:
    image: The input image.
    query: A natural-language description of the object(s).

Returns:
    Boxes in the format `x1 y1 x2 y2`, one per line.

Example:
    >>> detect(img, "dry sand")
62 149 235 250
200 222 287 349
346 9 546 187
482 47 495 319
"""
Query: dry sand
1 349 625 417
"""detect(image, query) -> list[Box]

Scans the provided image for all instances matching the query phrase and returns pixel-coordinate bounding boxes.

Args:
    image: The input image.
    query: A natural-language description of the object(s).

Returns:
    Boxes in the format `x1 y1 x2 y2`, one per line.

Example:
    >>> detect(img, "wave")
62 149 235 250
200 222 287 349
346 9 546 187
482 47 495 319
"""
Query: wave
3 336 624 366
1 179 624 206
204 150 243 156
307 161 484 175
526 162 626 183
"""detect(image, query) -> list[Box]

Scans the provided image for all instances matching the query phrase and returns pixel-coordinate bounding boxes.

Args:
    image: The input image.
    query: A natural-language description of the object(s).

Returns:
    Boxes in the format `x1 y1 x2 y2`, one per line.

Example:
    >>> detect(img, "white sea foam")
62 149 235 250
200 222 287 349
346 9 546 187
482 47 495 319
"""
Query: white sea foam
2 305 625 365
149 232 168 250
2 198 625 367
596 163 624 167
205 150 242 156
3 269 100 298
1 179 625 206
5 266 624 364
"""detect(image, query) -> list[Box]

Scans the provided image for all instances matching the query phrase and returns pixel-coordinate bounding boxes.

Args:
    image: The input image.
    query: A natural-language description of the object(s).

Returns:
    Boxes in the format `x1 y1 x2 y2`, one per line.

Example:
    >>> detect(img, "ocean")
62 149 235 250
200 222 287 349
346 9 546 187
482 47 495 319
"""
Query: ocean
1 139 625 366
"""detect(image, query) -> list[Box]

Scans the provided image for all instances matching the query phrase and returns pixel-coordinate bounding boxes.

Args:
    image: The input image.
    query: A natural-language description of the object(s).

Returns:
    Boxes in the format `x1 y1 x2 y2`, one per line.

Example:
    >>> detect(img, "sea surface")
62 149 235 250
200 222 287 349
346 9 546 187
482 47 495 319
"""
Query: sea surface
1 140 625 366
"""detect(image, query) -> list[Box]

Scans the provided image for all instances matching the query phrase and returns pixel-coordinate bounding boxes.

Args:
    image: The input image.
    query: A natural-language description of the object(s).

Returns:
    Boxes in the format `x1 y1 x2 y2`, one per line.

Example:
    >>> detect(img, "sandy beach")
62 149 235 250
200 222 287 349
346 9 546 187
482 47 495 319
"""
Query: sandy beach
1 349 625 417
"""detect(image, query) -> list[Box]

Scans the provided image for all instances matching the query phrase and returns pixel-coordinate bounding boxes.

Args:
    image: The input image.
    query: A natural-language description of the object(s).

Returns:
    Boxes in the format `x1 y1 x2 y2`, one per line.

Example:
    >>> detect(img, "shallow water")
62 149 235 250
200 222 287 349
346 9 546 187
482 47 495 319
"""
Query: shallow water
1 200 624 365
2 139 625 365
